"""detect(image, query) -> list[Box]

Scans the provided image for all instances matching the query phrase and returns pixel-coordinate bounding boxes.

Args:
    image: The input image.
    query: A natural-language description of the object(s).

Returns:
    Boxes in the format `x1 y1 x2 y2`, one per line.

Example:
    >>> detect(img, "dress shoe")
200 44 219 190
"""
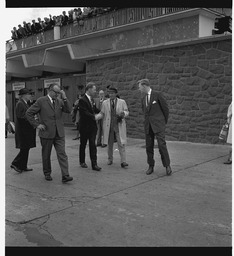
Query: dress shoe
107 160 113 165
92 165 102 171
62 175 73 183
24 168 33 172
96 143 102 147
101 144 107 148
166 166 172 176
45 174 52 181
80 163 88 168
121 162 128 168
10 164 23 173
146 166 154 175
224 159 232 164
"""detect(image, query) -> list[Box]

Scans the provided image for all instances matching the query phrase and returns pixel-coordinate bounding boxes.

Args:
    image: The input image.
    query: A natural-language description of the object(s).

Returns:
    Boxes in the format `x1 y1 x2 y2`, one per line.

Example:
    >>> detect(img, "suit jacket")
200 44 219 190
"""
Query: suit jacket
141 91 169 134
78 94 99 133
26 95 71 139
15 99 36 149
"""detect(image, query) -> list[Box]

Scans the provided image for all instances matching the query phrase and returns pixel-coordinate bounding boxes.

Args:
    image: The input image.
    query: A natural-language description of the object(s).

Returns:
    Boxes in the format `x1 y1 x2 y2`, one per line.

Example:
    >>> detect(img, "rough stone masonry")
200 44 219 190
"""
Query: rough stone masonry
86 38 232 144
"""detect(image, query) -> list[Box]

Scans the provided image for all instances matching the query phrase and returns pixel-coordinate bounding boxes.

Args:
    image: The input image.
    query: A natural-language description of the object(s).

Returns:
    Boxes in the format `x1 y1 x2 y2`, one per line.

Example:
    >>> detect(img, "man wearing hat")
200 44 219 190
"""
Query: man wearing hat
96 86 129 168
138 78 172 176
11 88 36 173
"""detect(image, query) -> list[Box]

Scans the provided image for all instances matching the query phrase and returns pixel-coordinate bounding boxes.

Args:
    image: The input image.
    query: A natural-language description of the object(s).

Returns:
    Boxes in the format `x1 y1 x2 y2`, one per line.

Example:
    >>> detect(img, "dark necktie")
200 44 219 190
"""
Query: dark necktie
111 100 115 109
52 99 55 108
146 94 150 106
91 98 94 109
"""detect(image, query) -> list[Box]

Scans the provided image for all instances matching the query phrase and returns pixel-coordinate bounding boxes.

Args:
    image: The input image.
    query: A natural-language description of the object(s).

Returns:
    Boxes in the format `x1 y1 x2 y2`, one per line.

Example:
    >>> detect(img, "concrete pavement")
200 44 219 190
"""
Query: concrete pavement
5 127 232 246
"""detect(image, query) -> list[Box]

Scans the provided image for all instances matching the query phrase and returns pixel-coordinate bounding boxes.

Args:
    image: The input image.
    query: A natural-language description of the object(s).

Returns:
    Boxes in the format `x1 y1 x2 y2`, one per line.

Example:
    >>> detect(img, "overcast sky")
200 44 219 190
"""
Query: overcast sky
4 7 80 41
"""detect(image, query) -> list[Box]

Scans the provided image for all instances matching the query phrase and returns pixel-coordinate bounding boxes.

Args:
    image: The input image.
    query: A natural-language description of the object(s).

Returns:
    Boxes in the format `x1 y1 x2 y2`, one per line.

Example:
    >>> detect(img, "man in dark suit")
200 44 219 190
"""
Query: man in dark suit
78 82 102 171
138 78 172 176
11 88 36 173
26 83 73 183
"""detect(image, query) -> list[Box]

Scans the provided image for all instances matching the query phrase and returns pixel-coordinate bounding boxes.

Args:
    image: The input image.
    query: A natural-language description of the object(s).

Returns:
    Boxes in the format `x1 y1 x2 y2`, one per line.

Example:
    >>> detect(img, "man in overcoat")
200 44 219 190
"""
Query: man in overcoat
11 88 36 173
26 83 73 183
78 82 102 171
96 86 129 168
138 79 172 176
94 90 106 147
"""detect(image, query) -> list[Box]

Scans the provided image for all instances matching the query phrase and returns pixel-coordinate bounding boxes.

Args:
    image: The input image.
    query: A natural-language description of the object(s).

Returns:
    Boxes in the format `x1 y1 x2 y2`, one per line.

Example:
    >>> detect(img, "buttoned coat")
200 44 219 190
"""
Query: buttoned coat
141 91 169 134
15 99 36 149
97 98 129 145
78 94 100 134
26 95 71 139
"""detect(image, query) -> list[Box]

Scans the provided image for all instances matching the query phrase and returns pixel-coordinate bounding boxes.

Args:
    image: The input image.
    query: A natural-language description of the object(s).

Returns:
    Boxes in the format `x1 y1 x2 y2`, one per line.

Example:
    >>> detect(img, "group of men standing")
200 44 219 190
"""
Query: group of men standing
10 79 172 184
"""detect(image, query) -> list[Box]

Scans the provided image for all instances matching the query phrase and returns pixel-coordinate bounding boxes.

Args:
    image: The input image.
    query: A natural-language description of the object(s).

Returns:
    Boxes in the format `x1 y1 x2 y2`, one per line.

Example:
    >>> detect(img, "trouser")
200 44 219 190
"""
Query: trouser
5 122 8 137
108 128 126 163
79 129 97 167
12 148 30 170
146 125 170 167
96 120 103 145
40 135 69 177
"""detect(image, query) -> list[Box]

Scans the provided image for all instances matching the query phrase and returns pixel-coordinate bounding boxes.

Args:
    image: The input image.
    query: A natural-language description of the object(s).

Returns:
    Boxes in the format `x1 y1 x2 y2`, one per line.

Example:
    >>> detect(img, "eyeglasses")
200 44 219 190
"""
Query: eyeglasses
52 90 60 95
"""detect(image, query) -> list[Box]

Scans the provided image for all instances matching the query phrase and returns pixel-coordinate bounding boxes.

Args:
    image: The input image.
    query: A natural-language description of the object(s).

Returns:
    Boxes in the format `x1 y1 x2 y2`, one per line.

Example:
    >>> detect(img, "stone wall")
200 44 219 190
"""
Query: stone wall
86 38 232 144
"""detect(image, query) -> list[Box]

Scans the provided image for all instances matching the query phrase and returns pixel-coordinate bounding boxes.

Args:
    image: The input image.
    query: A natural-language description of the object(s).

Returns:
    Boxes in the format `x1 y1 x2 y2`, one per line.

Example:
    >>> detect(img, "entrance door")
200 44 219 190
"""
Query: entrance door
12 90 20 122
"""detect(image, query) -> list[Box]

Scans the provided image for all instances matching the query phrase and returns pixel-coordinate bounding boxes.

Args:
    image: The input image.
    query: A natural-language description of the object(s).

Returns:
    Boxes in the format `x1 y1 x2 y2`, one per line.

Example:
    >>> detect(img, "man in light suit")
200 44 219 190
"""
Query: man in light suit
96 86 129 168
138 79 172 176
95 90 106 147
26 83 73 183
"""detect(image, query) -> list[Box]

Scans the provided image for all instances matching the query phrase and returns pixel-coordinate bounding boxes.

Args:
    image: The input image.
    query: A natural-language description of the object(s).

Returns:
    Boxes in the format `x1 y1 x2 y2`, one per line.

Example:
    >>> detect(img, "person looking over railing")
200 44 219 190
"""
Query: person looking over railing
23 21 32 36
68 10 74 24
51 15 57 28
11 27 19 40
31 20 38 35
17 24 27 38
37 17 44 32
61 11 69 26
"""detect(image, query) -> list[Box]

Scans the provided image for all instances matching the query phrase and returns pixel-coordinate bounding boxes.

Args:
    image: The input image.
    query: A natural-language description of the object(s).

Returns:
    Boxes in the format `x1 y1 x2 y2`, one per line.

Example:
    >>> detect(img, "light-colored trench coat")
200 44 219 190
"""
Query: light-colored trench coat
96 98 129 145
227 102 232 144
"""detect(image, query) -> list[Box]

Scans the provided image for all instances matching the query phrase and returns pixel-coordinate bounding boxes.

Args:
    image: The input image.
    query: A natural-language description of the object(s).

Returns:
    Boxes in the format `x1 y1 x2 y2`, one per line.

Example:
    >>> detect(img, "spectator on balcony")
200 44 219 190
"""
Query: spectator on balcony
37 17 44 32
82 7 92 19
11 30 17 40
68 10 74 24
50 15 56 28
11 27 19 40
17 24 27 38
77 7 83 18
27 22 33 35
55 15 62 27
23 21 31 36
90 7 97 16
31 20 38 34
43 17 52 31
61 11 69 26
73 8 79 23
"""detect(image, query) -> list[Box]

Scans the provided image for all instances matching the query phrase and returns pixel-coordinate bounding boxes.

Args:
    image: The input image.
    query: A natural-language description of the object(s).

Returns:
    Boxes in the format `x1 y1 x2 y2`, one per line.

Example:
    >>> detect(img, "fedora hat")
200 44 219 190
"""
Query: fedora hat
107 86 118 93
18 88 33 95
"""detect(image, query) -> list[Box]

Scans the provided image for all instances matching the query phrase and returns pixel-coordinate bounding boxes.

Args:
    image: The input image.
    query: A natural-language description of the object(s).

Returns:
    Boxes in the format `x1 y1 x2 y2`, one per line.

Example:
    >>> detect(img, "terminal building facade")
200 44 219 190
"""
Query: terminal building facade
6 7 232 144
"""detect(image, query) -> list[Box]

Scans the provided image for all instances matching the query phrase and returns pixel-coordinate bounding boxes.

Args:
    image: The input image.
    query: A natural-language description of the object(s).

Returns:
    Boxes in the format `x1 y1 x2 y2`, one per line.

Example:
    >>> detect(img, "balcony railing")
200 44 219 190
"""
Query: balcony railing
6 7 190 53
